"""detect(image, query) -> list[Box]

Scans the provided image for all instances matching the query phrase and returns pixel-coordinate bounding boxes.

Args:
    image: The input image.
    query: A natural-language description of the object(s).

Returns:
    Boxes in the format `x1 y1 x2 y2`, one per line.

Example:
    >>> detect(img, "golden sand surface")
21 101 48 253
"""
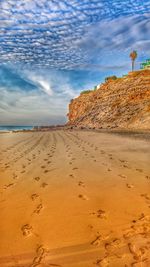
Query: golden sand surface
0 130 150 267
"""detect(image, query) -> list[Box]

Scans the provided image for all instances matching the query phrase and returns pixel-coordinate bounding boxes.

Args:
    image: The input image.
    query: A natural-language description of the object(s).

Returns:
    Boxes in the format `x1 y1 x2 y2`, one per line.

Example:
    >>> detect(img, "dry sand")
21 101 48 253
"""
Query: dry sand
0 129 150 267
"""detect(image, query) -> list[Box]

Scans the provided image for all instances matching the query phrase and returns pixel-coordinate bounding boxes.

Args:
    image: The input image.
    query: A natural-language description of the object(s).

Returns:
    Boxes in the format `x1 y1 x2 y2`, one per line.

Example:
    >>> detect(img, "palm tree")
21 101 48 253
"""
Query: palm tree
130 50 137 71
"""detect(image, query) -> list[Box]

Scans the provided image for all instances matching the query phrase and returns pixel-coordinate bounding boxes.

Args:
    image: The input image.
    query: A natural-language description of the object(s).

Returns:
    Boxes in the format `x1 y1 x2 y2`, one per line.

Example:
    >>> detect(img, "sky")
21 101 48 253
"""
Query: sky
0 0 150 126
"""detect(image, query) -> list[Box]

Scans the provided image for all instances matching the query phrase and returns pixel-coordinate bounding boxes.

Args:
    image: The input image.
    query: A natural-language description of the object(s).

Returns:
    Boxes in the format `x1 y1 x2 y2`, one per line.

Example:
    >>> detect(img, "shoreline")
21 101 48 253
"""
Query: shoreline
2 126 149 140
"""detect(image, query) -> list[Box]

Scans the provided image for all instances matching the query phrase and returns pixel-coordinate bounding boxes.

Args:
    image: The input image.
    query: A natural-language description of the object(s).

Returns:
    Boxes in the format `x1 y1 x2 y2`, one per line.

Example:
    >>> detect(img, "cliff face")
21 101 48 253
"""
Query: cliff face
67 70 150 130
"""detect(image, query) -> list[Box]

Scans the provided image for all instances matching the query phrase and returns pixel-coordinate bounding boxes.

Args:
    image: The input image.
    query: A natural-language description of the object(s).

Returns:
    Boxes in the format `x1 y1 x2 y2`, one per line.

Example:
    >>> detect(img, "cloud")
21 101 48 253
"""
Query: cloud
0 67 81 125
0 85 67 125
26 74 53 96
77 13 150 70
84 14 150 49
0 0 149 69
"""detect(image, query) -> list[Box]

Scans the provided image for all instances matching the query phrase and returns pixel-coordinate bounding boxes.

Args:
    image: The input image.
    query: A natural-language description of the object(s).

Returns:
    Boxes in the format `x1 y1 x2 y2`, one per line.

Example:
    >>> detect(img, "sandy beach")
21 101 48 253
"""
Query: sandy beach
0 129 150 267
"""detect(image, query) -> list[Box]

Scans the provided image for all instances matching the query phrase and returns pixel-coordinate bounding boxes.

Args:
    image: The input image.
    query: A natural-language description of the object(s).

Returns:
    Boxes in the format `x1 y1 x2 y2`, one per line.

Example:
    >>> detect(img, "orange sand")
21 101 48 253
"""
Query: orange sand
0 130 150 267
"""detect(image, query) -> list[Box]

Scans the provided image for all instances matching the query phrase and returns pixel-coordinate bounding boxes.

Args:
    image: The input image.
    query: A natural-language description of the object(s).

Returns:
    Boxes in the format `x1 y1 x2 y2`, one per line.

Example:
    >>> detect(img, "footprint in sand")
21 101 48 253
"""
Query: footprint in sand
126 183 134 189
128 242 148 264
13 173 18 179
94 258 109 267
41 165 46 169
91 235 102 247
44 169 49 173
3 183 14 189
123 164 130 169
41 182 48 188
91 209 107 219
31 193 39 201
21 224 33 237
136 168 143 173
123 213 149 239
33 203 43 214
137 212 148 221
78 181 85 187
118 174 127 179
30 245 46 267
72 167 78 170
141 193 150 201
105 238 125 252
78 194 88 200
119 159 127 163
34 177 40 181
5 165 10 169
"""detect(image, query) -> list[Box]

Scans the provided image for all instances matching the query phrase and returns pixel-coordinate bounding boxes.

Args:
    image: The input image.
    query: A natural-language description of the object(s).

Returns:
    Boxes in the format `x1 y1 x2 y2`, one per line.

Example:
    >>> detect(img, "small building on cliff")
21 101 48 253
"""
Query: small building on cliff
140 59 150 69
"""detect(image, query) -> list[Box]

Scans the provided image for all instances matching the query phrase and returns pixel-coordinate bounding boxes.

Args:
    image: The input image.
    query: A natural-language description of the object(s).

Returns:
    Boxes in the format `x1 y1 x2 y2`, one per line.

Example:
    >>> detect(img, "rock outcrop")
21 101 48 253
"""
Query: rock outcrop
67 70 150 130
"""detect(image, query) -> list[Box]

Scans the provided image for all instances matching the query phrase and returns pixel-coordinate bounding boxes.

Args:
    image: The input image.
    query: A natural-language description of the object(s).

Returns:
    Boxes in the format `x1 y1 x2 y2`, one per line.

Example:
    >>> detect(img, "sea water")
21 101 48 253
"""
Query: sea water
0 126 33 132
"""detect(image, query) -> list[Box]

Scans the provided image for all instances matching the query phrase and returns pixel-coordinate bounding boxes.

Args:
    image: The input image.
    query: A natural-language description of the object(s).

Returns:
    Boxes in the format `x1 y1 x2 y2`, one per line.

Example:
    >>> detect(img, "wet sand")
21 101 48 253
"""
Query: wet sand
0 129 150 267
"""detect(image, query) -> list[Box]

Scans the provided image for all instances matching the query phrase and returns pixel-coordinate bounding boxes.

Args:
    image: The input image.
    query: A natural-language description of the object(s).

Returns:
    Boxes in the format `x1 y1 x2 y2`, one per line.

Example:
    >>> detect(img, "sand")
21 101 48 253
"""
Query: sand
0 129 150 267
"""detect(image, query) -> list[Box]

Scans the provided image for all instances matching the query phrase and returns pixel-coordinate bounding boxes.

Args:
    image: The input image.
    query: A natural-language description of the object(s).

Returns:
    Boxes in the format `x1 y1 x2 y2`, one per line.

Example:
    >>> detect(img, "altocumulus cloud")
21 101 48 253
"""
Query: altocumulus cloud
0 0 150 68
0 0 150 125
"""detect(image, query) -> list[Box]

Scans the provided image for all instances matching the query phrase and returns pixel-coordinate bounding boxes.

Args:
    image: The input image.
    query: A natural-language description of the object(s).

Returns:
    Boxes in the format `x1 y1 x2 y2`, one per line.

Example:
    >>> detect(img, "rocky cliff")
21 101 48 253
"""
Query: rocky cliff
67 70 150 130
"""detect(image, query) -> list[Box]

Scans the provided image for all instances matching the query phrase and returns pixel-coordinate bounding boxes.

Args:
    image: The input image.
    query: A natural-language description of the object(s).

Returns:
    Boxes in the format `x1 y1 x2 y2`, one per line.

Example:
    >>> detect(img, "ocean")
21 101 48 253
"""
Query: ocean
0 126 33 132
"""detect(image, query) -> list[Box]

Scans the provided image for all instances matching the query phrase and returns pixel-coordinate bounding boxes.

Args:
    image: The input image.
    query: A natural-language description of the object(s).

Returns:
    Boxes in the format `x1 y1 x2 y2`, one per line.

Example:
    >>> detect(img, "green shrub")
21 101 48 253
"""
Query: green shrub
80 90 92 95
105 75 117 82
